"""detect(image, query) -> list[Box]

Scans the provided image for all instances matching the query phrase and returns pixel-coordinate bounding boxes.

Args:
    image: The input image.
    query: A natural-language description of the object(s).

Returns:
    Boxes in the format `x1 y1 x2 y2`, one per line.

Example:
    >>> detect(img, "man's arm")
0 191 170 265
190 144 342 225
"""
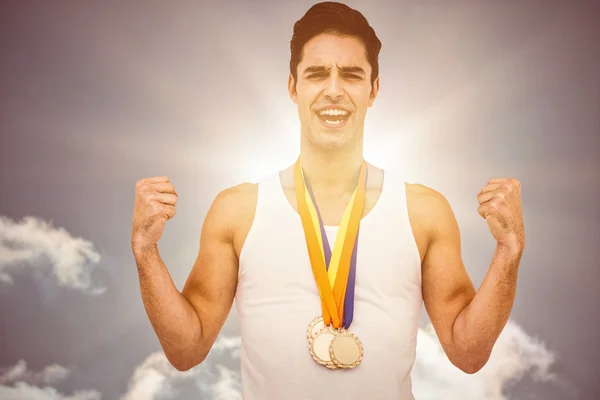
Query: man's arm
414 183 524 374
134 183 255 371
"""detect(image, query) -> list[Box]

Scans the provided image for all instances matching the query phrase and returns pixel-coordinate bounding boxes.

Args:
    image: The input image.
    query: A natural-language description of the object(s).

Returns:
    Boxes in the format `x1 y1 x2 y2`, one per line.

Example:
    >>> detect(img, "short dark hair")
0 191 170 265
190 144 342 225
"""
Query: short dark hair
290 2 382 86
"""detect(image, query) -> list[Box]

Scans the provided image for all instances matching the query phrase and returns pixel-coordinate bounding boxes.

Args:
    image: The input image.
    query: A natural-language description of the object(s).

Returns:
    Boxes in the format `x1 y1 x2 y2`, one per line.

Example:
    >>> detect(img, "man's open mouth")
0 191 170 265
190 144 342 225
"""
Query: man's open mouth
316 108 351 128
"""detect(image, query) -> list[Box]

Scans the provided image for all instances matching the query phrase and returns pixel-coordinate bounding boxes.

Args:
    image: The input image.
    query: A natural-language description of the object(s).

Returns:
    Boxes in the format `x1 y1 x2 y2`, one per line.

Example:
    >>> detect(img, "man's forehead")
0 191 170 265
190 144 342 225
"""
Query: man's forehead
299 53 370 70
300 34 369 66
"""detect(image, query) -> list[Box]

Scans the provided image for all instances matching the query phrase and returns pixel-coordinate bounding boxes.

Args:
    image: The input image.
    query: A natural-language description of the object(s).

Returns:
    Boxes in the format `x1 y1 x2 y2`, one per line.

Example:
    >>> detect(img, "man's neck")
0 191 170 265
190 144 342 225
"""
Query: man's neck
298 140 365 196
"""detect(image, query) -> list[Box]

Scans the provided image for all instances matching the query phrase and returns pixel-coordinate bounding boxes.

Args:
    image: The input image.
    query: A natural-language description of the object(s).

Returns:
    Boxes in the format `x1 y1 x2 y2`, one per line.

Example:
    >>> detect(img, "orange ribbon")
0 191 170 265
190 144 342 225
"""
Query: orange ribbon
294 158 367 328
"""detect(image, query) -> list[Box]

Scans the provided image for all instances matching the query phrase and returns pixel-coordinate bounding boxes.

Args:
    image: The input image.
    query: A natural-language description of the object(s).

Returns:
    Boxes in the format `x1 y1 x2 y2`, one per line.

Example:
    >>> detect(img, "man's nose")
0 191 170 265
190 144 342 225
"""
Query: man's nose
323 75 344 100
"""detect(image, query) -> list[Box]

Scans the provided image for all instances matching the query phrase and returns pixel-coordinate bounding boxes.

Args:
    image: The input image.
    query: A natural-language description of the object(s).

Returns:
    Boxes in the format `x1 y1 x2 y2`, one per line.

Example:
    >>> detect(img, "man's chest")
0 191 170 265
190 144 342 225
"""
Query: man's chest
231 179 430 265
273 186 428 264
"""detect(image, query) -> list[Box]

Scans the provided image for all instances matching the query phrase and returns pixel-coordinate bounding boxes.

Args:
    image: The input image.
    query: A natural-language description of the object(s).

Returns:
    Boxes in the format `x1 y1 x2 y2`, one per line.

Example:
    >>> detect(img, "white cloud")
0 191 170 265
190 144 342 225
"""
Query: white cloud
0 360 69 385
0 361 101 400
121 336 241 400
41 365 71 385
0 215 104 294
122 321 556 399
411 321 555 399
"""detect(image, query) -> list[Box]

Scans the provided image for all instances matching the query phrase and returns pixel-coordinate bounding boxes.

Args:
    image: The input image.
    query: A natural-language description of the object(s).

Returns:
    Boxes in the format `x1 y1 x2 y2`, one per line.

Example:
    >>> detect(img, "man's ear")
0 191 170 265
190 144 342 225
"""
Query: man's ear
368 76 380 107
288 74 297 104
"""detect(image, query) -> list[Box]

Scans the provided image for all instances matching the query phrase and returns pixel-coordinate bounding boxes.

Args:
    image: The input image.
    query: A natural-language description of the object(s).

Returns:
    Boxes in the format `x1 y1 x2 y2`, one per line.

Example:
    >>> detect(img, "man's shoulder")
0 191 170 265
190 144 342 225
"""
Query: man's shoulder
382 168 447 206
405 182 455 229
203 182 258 245
212 182 258 216
219 181 258 198
406 182 446 204
210 168 282 222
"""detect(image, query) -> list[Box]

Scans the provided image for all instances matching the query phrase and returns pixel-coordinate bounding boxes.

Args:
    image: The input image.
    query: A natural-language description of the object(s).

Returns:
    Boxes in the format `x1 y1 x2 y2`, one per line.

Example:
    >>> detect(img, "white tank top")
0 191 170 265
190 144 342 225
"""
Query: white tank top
235 169 422 400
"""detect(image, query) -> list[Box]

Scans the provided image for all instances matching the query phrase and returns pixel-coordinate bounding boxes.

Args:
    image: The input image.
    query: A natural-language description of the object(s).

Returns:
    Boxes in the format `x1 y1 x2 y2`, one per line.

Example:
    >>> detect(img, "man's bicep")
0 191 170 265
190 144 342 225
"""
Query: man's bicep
182 189 240 344
422 191 476 349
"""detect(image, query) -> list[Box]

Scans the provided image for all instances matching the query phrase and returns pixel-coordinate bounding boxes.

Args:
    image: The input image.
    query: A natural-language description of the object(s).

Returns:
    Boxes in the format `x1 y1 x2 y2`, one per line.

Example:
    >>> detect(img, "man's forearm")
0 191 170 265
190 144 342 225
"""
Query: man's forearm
133 244 205 370
452 243 524 370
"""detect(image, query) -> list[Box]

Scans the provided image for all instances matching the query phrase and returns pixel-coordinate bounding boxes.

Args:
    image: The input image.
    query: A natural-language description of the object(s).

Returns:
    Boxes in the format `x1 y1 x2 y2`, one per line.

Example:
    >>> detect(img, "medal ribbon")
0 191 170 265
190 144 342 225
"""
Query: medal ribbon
304 181 356 286
303 174 362 328
304 179 356 326
294 158 367 329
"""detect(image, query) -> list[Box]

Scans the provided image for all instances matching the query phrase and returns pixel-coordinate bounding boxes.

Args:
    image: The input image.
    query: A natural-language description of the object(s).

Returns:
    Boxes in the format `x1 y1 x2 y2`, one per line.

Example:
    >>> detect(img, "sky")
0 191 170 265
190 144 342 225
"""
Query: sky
1 1 599 399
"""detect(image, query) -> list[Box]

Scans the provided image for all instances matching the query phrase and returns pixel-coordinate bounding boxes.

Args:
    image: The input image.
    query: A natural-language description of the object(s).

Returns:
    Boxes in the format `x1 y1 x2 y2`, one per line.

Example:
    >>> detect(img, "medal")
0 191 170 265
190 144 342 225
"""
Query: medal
330 330 363 368
307 316 364 369
310 326 339 369
294 157 367 370
306 316 325 342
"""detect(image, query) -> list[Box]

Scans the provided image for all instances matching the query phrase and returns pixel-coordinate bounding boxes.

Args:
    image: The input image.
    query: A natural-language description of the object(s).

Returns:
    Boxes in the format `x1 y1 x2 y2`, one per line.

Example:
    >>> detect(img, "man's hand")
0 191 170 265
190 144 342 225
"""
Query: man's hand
477 178 525 251
131 176 178 251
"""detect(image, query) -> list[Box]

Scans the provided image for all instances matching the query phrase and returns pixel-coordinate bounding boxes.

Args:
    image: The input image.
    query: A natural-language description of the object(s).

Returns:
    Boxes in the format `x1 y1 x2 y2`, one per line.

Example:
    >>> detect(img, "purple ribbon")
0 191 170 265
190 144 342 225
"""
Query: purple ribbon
303 170 366 329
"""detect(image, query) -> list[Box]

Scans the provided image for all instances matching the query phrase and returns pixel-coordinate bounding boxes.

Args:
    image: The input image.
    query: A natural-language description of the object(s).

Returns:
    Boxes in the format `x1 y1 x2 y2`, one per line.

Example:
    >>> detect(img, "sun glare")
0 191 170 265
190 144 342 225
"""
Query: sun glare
363 116 428 181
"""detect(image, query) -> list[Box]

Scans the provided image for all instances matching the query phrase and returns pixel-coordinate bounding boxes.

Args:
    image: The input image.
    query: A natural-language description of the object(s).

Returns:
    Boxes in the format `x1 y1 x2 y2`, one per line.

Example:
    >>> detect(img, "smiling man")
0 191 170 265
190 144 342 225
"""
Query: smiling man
131 2 526 399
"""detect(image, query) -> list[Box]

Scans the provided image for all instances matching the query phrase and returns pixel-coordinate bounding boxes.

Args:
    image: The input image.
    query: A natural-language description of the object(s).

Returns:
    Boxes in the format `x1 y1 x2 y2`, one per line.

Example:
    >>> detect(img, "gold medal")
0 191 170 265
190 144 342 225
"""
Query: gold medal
329 330 363 368
309 326 339 369
306 316 325 342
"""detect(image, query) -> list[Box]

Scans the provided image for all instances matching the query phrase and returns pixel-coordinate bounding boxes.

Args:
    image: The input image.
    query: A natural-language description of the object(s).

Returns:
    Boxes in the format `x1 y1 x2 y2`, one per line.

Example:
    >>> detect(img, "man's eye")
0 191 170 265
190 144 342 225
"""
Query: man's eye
308 73 327 79
344 74 361 80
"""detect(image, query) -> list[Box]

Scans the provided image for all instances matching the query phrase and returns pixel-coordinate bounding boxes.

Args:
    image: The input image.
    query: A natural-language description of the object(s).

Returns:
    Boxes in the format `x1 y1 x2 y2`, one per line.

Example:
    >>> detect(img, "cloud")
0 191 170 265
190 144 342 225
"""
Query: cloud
122 321 556 399
411 321 556 399
0 360 101 400
0 361 70 386
0 215 104 294
121 336 241 400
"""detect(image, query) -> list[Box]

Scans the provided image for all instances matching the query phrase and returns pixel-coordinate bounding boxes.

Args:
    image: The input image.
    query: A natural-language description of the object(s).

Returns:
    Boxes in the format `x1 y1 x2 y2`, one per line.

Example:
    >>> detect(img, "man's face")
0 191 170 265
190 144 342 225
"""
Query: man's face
289 33 379 151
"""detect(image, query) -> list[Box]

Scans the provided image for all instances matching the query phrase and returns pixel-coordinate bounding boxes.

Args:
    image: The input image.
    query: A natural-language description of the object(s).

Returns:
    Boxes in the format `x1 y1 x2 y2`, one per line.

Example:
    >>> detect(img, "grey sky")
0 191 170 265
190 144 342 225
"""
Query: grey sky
1 1 599 399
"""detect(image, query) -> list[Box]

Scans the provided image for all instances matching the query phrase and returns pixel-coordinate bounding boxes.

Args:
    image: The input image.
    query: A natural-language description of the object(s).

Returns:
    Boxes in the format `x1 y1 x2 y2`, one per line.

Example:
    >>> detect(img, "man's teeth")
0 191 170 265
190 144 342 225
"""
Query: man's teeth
324 119 343 125
319 109 348 116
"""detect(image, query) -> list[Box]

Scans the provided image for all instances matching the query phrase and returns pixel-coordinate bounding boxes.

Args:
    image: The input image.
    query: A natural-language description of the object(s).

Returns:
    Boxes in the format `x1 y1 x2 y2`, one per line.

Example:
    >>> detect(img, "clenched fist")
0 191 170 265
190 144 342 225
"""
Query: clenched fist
131 176 178 251
477 177 525 251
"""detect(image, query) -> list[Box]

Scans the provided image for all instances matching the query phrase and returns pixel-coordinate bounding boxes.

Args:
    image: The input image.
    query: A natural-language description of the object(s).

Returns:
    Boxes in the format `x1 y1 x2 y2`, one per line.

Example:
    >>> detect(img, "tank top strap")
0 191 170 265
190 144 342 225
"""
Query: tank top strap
255 171 291 215
361 169 406 225
239 170 295 262
257 171 280 194
382 169 407 197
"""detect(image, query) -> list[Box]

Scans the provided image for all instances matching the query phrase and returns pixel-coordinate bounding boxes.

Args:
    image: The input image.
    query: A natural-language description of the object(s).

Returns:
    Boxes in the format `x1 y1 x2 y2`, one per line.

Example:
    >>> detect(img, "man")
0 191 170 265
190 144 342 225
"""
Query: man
131 2 525 399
